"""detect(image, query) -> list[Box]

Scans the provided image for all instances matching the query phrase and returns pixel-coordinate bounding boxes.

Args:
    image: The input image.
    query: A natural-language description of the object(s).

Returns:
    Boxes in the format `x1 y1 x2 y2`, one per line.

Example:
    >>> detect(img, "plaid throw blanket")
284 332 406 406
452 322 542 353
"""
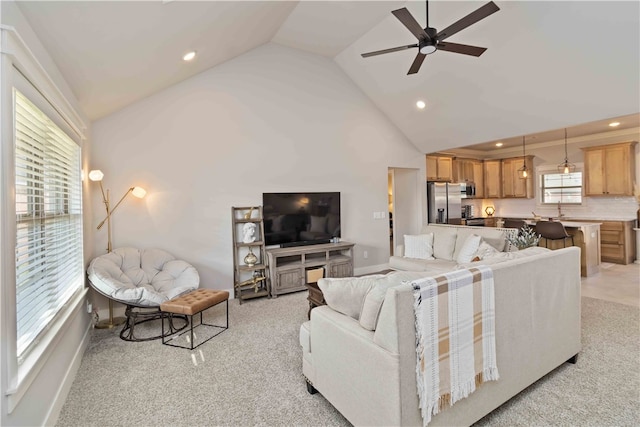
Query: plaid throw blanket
412 265 499 426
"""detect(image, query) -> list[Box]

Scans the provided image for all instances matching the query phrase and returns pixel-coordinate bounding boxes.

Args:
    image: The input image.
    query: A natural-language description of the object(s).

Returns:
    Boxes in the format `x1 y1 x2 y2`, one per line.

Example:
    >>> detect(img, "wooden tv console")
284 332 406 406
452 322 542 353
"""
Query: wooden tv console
266 242 355 298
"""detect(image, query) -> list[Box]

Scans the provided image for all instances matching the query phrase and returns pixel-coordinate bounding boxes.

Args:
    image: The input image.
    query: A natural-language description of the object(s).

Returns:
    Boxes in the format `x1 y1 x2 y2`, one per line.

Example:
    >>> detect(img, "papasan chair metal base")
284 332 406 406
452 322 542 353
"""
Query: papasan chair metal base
88 247 201 343
121 303 189 342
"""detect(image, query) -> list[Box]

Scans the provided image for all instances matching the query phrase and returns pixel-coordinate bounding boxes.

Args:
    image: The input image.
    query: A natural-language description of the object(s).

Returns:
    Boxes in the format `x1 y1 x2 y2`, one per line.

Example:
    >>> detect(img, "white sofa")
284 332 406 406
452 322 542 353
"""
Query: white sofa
300 246 581 426
389 224 518 273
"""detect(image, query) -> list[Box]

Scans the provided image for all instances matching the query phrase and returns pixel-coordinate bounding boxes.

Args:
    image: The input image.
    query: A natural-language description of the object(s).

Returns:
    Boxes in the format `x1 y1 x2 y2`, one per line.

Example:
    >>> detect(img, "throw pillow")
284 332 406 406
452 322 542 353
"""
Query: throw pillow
474 240 501 260
456 234 482 264
309 215 328 233
317 275 385 320
359 271 428 331
403 233 435 259
433 227 458 260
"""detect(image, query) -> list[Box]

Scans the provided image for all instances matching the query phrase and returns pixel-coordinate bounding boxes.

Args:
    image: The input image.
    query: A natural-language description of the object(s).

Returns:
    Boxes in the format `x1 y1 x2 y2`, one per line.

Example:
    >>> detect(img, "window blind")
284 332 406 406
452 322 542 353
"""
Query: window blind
14 89 83 361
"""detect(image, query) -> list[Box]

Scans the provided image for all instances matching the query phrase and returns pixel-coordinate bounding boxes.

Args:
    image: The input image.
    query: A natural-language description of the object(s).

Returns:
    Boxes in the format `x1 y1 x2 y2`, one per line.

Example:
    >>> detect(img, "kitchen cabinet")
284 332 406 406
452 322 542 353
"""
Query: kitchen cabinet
483 160 502 198
582 142 637 196
453 158 484 198
597 220 635 264
501 156 534 198
426 155 453 182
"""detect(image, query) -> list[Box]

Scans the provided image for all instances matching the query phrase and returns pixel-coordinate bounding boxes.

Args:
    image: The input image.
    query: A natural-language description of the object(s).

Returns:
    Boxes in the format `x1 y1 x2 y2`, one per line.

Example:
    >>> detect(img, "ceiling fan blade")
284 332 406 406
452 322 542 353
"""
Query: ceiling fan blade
361 44 419 58
436 1 499 41
392 8 429 41
407 53 426 75
437 41 487 57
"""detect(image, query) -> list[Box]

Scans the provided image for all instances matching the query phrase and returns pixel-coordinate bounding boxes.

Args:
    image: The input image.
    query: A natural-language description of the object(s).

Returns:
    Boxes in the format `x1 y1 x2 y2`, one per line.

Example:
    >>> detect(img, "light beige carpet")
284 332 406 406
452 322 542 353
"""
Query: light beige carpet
55 293 639 426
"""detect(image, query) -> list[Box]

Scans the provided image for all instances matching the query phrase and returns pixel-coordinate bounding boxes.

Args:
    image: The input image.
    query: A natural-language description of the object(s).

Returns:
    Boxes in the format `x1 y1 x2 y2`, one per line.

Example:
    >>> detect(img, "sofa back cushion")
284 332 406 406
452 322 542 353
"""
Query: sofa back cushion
423 225 457 260
359 271 428 331
317 275 386 319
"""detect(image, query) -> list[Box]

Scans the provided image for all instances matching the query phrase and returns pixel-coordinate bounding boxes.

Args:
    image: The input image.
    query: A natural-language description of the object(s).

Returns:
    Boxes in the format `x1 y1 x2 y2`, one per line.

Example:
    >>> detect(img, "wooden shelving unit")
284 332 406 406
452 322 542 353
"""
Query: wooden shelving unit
231 206 270 304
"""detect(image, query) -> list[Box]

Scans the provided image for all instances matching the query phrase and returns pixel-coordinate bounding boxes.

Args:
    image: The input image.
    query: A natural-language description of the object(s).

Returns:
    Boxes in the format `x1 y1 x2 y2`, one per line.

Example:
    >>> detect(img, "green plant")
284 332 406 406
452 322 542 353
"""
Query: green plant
507 225 541 249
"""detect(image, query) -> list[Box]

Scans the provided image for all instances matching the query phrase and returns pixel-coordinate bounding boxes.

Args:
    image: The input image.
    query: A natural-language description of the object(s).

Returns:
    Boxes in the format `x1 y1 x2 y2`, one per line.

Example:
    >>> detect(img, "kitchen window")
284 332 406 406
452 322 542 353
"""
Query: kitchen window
539 169 583 205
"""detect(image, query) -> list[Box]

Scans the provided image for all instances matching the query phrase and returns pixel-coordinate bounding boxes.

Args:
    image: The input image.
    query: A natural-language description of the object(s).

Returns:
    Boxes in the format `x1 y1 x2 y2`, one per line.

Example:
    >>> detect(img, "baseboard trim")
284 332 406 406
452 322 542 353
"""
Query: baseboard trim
44 319 92 426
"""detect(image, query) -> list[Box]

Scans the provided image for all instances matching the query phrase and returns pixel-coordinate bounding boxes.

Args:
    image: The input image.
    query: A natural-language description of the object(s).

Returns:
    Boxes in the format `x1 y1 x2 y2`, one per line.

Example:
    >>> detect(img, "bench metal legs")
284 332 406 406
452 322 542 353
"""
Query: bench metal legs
162 299 229 350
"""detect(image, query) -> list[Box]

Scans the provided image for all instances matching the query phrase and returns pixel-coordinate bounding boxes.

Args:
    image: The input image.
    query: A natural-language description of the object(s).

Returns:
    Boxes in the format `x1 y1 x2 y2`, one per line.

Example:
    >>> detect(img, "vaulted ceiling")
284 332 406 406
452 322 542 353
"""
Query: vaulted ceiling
14 1 640 153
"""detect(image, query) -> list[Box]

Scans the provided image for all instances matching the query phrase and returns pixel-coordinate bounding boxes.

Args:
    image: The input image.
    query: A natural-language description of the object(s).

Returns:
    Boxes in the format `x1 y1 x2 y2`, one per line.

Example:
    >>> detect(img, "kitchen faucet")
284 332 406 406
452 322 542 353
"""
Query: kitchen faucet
557 202 565 218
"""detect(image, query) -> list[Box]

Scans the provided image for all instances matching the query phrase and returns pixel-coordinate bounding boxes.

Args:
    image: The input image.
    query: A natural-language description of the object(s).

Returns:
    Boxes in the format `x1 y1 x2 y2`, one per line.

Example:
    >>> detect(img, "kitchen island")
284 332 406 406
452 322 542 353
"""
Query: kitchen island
521 220 601 277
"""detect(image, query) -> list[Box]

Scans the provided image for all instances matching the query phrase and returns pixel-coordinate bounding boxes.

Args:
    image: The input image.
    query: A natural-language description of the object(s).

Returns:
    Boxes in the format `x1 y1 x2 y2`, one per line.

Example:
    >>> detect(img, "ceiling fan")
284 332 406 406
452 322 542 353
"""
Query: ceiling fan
361 1 500 75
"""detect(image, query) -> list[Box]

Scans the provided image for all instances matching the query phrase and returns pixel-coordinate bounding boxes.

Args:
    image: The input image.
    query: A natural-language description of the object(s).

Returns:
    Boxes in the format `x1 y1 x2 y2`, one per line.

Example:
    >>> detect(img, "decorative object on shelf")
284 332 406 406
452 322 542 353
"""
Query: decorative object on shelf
484 205 495 216
88 169 147 329
243 206 254 219
507 225 541 249
243 247 258 266
242 222 257 243
557 128 576 174
236 275 266 293
517 136 529 179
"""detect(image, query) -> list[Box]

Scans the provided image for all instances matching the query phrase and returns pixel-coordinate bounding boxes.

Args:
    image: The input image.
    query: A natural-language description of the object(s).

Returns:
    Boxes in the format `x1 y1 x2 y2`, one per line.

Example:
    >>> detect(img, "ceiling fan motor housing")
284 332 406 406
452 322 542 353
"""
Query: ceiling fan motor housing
420 27 439 54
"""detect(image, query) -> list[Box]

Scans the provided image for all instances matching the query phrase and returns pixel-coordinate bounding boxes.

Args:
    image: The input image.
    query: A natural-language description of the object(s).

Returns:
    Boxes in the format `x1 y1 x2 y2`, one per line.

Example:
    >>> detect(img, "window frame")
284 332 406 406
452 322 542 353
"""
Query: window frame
1 27 89 412
536 163 585 207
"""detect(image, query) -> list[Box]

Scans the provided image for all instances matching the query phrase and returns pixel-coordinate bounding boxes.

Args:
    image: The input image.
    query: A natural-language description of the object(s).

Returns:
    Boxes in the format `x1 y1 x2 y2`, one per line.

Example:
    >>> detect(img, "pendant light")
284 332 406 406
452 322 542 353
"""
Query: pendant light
557 128 575 174
517 136 529 179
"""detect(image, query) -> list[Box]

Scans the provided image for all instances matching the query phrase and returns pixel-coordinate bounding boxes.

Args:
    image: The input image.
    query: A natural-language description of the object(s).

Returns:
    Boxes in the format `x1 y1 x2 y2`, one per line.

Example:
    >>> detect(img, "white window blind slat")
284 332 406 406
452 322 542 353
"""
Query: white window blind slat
14 89 84 361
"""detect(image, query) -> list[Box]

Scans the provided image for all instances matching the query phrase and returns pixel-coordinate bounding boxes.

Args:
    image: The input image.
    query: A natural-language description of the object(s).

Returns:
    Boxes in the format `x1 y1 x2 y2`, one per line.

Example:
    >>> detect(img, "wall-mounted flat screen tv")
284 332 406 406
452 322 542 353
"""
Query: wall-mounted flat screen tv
262 192 341 247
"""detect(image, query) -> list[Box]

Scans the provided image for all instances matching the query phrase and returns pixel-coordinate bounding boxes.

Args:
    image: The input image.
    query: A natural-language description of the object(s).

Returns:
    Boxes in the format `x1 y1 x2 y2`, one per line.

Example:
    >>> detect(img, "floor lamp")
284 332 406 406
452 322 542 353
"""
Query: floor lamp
89 169 146 329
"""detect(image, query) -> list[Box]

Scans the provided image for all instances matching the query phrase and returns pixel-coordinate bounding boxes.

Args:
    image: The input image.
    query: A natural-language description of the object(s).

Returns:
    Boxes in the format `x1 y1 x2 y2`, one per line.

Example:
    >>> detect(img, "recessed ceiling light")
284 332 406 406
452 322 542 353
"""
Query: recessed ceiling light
495 142 503 147
183 51 196 62
609 121 620 127
416 100 426 109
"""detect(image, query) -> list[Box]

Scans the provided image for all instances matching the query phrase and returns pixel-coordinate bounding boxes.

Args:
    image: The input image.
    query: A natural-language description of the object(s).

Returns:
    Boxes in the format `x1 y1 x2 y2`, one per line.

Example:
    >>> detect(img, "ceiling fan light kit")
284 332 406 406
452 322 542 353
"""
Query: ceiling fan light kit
517 136 529 179
361 0 499 74
558 128 576 174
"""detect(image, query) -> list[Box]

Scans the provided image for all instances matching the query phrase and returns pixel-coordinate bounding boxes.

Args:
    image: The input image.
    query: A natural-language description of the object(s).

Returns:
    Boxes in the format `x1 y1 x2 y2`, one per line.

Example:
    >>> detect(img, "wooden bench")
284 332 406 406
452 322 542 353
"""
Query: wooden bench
160 289 229 350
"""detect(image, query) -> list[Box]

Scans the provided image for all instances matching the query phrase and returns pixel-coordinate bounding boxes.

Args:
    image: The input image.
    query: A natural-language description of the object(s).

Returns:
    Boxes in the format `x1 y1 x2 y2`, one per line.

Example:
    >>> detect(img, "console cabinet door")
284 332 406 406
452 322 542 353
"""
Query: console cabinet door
329 261 353 278
274 267 304 292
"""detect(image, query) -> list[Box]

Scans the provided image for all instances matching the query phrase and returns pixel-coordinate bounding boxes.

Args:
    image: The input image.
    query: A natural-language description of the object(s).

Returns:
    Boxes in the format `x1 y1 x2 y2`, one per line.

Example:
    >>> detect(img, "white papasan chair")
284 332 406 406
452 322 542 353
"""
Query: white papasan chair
88 247 200 341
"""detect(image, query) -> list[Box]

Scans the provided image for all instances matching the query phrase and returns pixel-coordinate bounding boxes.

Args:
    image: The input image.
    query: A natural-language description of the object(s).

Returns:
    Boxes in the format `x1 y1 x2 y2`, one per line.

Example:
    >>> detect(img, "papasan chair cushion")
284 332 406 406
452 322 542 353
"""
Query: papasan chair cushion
88 247 200 307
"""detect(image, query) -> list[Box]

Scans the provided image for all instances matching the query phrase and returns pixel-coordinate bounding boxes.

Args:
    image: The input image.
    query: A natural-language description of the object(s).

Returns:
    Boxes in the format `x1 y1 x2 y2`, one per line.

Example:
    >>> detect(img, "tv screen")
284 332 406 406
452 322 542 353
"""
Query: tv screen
262 192 341 247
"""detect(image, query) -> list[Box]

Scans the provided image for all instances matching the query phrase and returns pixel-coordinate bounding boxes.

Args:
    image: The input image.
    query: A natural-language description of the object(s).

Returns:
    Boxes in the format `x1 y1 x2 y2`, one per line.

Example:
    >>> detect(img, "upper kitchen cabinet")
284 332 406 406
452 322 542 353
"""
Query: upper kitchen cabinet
453 158 484 198
582 142 637 196
426 155 453 182
483 160 502 199
501 156 534 198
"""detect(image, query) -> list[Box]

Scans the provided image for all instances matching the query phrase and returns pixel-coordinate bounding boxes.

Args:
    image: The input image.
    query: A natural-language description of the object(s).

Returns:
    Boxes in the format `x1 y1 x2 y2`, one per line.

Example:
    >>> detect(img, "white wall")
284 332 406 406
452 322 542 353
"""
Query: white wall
0 2 93 426
90 42 424 306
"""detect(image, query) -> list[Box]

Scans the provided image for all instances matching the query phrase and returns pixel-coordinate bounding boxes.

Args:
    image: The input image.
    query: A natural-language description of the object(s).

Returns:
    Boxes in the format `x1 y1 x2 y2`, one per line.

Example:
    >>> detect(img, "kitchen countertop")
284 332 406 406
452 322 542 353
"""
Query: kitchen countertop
524 220 602 228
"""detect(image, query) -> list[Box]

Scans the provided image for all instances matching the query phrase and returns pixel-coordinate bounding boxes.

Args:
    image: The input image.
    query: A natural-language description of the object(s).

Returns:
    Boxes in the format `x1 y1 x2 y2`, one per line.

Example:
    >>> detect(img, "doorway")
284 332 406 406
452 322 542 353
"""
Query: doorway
388 168 422 256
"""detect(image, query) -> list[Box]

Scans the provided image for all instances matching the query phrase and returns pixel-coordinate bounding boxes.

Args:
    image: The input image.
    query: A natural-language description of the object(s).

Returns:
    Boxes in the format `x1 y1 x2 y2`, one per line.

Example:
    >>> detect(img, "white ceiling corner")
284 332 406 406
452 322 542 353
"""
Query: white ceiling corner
12 1 640 153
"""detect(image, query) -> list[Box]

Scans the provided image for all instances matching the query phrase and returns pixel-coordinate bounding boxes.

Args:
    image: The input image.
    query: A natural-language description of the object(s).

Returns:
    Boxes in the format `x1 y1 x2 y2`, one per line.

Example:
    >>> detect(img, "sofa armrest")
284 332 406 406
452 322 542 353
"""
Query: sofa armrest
310 306 403 426
394 244 404 257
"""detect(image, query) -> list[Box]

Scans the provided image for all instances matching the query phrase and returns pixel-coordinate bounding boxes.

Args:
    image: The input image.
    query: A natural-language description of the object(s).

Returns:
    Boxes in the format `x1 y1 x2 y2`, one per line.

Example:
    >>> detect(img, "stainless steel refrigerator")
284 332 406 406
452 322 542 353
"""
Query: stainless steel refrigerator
427 182 463 225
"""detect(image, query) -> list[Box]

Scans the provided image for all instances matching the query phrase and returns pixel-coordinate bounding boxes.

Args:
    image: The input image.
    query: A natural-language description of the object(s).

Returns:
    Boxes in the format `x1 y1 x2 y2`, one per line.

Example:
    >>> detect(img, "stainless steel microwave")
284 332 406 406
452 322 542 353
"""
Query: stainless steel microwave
461 182 476 199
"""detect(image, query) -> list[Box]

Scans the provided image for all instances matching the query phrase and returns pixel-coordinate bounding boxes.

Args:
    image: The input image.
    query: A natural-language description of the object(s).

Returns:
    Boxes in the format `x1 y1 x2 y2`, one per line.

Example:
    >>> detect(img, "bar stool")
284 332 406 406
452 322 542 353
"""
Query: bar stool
535 221 574 248
503 219 526 230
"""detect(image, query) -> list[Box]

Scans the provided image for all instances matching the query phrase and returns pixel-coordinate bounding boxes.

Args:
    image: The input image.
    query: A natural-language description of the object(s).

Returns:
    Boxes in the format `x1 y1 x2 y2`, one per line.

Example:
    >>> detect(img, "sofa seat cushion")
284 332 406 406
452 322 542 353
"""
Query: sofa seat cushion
389 256 457 273
456 246 552 269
